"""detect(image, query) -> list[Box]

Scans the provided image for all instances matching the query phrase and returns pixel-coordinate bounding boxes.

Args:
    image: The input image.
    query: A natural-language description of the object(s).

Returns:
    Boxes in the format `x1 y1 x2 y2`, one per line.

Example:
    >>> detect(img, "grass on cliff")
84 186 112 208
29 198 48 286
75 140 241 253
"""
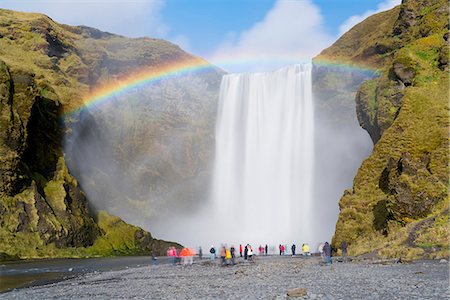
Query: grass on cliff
0 9 196 113
0 159 154 259
332 10 449 258
85 211 147 256
337 71 449 258
0 205 153 259
316 6 401 69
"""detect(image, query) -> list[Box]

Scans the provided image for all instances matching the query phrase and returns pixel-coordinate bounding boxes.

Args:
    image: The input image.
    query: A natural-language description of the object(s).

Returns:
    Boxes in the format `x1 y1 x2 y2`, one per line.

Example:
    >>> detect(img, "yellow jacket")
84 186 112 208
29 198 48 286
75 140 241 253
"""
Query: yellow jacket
302 244 310 253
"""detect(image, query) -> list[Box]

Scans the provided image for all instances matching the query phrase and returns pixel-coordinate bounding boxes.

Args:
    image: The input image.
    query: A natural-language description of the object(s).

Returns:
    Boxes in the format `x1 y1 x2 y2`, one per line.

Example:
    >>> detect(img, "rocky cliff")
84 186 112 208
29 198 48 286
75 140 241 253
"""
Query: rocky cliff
314 0 449 259
0 9 214 259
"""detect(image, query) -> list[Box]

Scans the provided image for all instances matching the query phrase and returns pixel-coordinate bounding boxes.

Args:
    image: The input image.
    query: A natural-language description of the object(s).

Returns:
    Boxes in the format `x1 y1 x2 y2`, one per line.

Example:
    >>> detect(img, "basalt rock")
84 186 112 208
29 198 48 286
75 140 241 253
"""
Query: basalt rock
0 53 180 259
316 0 449 259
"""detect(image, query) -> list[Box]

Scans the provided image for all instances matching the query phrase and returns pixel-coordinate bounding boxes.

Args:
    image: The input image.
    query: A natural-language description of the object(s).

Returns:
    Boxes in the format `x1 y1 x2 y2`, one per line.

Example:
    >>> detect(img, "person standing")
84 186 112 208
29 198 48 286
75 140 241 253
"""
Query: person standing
239 244 243 257
225 247 232 265
151 249 158 265
230 245 236 265
210 245 216 261
291 244 296 256
199 246 203 260
244 244 248 260
220 245 226 265
323 242 332 265
279 244 282 255
265 244 268 255
248 245 253 261
341 241 348 263
168 247 177 265
302 243 310 256
318 243 325 260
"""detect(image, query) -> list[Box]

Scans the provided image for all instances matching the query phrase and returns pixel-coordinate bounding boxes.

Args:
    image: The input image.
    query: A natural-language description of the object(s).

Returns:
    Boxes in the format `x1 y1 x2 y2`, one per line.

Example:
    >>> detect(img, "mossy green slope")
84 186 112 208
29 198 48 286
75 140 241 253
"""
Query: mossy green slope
0 10 193 260
0 9 207 113
315 0 449 259
87 211 178 257
0 8 223 226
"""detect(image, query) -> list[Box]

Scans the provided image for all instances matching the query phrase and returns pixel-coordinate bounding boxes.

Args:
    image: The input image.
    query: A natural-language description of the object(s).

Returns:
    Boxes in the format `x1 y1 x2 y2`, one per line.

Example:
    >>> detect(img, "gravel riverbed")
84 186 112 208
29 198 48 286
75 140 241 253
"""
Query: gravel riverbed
1 256 448 299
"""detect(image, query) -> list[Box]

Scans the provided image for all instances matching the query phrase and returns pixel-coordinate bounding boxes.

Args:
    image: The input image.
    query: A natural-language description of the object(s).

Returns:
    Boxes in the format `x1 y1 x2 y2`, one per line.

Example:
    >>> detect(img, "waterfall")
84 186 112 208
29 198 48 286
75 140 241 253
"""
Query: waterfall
212 64 314 246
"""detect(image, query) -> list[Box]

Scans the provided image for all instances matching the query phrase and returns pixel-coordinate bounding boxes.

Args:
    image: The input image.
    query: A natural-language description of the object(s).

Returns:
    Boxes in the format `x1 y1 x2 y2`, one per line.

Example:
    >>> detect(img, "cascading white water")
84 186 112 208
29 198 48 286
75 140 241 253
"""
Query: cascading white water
212 64 314 246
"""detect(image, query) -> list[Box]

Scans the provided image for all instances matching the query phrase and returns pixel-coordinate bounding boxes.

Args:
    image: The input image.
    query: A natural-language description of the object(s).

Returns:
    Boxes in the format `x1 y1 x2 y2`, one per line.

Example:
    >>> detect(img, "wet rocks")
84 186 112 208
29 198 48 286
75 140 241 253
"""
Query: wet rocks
393 59 416 86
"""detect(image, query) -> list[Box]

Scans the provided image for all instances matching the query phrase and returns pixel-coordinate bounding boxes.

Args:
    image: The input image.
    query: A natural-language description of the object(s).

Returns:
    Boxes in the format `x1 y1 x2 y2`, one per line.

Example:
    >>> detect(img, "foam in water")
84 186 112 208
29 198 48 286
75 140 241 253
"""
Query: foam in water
212 64 314 246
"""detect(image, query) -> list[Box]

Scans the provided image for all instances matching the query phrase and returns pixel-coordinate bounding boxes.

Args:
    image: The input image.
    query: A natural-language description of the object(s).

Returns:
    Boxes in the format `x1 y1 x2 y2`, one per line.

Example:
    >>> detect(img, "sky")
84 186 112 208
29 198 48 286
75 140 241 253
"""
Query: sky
0 0 400 72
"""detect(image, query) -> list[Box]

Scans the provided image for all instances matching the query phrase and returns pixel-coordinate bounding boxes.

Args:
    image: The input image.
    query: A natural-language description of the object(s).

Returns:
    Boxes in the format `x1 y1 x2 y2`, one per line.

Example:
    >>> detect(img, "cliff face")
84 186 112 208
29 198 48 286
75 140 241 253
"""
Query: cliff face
0 60 101 258
0 9 208 259
315 0 449 259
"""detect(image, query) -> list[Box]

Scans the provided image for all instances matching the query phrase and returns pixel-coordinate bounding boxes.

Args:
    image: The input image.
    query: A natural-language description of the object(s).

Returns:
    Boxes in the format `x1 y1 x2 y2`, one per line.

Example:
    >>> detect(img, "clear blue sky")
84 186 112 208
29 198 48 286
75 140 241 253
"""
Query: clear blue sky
0 0 400 71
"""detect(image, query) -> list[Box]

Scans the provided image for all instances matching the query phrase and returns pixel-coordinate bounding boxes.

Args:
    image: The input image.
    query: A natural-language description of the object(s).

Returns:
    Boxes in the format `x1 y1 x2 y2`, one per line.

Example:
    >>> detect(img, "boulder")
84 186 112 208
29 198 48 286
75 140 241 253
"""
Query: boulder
287 288 308 297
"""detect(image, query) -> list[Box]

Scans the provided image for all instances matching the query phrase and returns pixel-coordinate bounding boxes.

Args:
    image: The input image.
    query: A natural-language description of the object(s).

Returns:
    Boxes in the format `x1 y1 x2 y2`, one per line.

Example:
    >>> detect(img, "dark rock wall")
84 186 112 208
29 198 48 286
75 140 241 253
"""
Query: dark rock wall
0 59 103 256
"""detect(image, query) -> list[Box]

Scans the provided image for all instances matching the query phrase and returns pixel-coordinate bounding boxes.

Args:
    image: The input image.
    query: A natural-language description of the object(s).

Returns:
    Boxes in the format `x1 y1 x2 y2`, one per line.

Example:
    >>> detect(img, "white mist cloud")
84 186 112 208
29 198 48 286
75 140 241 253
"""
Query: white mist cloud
0 0 169 39
338 0 401 36
208 0 333 73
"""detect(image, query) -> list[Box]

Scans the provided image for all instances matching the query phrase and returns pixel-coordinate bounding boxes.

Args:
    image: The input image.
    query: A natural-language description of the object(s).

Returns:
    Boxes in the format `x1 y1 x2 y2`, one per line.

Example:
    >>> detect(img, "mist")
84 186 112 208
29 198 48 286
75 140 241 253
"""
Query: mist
64 62 374 251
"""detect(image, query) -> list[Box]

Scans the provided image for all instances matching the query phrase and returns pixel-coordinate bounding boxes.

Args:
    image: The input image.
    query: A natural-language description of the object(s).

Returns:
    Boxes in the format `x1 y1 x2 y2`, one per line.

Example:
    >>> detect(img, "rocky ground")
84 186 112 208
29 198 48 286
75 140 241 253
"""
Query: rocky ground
1 256 448 299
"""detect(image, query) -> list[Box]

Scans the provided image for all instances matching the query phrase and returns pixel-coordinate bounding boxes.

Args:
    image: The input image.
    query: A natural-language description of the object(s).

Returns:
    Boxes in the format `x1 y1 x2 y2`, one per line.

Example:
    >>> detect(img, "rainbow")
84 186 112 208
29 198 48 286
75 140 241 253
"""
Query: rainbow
65 56 379 117
312 57 380 74
65 58 215 116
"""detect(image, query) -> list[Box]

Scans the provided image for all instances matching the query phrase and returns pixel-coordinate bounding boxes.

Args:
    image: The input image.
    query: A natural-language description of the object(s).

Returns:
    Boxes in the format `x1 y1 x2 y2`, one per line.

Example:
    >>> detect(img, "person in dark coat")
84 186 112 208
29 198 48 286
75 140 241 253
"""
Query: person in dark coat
151 249 158 265
323 242 332 265
291 244 296 256
341 241 348 263
244 245 248 260
230 246 236 265
265 244 268 255
210 246 216 261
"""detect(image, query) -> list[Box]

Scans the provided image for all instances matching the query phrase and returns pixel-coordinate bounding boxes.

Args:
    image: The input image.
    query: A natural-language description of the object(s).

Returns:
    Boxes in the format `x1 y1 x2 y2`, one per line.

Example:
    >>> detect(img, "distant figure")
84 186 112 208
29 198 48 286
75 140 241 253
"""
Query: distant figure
302 243 310 256
199 247 203 260
323 242 332 265
220 245 226 265
259 245 263 255
318 243 325 259
341 241 348 263
239 244 243 257
279 244 282 255
210 246 216 261
166 247 171 258
180 247 194 265
281 245 285 255
265 244 268 255
225 247 232 265
151 249 158 265
247 245 253 261
244 245 248 260
167 247 177 265
291 244 296 256
230 246 236 265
